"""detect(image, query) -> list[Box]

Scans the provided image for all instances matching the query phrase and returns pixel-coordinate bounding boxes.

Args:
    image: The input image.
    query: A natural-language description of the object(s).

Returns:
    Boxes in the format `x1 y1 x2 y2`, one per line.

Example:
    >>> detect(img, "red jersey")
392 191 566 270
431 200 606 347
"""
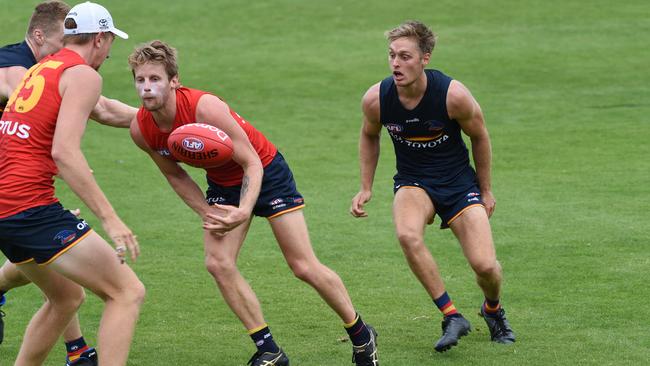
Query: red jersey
0 48 86 218
137 87 277 186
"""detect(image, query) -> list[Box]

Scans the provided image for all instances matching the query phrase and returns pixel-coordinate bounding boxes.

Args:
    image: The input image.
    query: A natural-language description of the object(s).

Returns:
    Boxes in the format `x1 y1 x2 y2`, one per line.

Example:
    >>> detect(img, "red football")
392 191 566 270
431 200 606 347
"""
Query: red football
167 123 234 168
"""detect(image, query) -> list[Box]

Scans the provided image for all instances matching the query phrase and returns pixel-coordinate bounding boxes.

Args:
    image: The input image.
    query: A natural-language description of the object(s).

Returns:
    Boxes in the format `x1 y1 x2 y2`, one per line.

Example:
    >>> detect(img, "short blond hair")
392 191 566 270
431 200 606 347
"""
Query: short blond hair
385 20 437 55
128 40 179 79
27 1 70 36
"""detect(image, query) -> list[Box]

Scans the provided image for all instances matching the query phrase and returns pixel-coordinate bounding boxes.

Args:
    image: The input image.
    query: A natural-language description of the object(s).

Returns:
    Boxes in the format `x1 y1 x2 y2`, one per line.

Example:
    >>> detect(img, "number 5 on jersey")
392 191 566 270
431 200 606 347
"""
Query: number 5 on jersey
5 60 64 114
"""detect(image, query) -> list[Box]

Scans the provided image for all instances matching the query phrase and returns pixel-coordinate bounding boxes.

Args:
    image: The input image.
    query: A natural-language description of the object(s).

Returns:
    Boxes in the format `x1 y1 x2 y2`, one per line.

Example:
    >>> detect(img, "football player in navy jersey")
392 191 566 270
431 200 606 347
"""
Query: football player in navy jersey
350 20 515 354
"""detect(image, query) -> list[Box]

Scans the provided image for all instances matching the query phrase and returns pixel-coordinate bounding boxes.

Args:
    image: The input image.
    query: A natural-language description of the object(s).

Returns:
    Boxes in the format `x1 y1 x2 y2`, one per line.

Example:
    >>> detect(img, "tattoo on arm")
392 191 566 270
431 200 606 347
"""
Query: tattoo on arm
240 175 249 200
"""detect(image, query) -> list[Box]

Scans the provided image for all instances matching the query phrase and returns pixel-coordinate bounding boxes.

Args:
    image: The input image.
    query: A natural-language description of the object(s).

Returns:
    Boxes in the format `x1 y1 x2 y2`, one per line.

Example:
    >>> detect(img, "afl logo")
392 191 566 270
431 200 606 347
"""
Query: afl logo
182 137 204 152
386 124 403 133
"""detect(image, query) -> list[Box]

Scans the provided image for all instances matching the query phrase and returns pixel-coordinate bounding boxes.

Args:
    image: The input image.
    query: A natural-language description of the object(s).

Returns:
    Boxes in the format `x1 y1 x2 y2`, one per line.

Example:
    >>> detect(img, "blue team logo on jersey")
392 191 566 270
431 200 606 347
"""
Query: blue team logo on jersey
424 120 445 138
403 120 445 142
53 230 77 246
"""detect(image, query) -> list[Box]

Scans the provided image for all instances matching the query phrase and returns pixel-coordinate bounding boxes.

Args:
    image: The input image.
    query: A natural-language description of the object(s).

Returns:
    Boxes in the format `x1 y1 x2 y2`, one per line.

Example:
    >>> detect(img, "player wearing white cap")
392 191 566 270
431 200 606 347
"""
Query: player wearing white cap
0 3 138 364
0 3 144 366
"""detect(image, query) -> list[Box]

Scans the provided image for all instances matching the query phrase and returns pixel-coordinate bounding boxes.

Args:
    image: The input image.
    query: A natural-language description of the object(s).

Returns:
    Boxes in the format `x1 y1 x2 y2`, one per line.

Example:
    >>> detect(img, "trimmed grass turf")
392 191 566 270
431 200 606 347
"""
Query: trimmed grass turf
1 0 649 364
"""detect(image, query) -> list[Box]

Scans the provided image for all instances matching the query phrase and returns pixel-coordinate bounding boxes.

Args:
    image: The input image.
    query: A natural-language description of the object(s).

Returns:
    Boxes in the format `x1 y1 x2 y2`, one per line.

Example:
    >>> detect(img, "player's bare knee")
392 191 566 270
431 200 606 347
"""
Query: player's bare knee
107 278 146 308
128 279 146 307
471 260 501 280
288 259 317 283
396 231 424 251
0 263 30 288
204 256 237 282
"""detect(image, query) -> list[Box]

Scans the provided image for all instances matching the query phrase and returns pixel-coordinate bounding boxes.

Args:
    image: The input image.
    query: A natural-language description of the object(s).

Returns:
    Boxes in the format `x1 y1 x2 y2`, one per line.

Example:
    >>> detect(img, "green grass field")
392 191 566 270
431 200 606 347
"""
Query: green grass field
1 0 649 365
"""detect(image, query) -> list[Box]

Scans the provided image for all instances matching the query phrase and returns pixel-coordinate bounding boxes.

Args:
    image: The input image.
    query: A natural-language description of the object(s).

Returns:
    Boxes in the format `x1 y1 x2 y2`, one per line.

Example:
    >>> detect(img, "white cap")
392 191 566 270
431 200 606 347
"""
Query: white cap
63 2 128 39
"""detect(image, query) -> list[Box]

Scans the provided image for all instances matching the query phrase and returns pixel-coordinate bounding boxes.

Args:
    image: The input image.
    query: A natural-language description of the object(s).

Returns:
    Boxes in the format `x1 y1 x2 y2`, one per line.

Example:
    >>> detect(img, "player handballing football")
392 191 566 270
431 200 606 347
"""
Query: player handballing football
0 3 144 365
128 40 378 366
350 20 515 354
0 2 137 364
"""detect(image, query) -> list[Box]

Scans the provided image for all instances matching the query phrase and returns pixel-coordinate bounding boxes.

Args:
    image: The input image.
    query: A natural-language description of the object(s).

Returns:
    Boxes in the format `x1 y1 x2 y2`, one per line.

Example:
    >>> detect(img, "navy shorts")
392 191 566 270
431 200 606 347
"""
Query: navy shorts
206 152 305 218
0 203 92 265
394 167 485 229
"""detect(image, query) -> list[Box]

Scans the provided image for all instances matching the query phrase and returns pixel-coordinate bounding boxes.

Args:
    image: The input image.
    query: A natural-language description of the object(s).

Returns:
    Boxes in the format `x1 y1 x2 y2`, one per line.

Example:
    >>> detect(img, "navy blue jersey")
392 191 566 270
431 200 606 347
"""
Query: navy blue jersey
0 41 37 112
0 41 36 69
379 69 471 185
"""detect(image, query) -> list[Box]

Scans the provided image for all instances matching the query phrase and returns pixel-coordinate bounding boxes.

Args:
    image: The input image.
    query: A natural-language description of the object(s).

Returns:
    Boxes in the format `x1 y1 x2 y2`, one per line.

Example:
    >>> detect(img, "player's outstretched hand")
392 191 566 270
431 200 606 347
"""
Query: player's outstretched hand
350 190 372 218
102 216 140 263
203 204 249 235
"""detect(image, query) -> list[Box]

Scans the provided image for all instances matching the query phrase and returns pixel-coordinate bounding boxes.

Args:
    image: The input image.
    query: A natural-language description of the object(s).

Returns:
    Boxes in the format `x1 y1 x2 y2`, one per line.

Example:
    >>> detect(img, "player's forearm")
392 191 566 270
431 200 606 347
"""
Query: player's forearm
91 96 137 128
359 132 380 192
165 171 211 218
237 163 263 214
470 135 493 192
53 149 118 222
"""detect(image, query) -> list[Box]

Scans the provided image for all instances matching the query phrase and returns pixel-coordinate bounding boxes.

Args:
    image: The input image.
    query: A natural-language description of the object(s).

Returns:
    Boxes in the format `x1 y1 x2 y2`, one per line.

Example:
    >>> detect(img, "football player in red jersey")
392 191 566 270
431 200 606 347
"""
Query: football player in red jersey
0 2 137 363
128 40 378 366
0 3 144 366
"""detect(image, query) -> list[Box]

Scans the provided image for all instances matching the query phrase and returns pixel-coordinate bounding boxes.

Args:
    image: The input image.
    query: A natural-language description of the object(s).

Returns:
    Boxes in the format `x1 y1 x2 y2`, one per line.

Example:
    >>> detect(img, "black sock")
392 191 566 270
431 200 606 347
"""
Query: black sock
344 313 371 346
249 325 280 354
483 297 501 314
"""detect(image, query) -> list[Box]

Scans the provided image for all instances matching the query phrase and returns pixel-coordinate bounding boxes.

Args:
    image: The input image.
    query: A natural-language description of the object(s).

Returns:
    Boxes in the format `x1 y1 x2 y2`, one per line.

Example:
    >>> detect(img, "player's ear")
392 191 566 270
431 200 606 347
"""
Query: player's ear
421 52 431 66
170 75 180 88
93 33 103 48
32 29 45 46
94 32 111 48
